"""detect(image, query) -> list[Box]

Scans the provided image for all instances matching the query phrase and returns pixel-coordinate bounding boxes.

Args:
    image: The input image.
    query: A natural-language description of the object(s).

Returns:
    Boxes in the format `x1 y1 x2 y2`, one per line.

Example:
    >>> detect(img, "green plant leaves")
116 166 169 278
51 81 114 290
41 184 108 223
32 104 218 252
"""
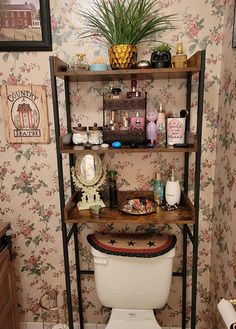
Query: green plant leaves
79 0 177 46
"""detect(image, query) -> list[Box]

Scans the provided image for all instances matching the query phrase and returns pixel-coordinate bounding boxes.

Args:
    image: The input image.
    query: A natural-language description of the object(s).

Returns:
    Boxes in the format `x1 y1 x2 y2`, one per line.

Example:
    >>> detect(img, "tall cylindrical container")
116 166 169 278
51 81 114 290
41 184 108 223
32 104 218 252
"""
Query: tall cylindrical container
165 169 181 205
167 117 186 145
156 103 166 145
152 172 164 206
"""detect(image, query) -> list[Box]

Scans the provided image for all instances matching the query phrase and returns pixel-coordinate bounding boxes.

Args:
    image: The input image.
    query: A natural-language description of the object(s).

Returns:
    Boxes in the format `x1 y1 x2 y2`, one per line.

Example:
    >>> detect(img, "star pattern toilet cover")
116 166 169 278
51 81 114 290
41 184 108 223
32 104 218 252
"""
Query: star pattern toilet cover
87 233 176 258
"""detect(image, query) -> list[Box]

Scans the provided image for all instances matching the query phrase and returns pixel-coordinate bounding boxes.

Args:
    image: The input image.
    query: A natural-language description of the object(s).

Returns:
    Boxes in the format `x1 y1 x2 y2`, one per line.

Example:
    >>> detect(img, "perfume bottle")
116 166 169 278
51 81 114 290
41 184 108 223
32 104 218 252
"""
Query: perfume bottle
171 43 187 69
67 53 89 72
152 172 164 206
156 103 166 145
109 111 115 130
165 169 181 205
108 170 118 208
121 112 129 130
127 79 141 98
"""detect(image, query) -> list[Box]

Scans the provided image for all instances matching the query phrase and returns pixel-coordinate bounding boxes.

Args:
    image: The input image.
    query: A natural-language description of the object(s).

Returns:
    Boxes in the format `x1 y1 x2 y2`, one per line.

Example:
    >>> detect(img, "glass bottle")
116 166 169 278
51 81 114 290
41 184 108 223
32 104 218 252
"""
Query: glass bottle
108 170 118 208
152 172 164 206
127 79 141 98
156 103 166 145
171 43 187 69
67 53 89 72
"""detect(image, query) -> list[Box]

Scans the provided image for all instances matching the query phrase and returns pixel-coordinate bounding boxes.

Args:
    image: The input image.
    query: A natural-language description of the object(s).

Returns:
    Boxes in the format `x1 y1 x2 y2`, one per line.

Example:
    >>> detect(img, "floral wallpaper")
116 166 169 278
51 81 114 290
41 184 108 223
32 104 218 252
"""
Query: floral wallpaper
0 0 235 328
209 1 236 328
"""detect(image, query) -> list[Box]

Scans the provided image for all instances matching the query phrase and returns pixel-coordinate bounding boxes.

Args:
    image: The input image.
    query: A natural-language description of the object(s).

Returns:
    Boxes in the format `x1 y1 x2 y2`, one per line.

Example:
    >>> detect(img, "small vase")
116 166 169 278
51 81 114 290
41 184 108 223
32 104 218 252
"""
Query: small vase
109 44 137 70
151 51 171 68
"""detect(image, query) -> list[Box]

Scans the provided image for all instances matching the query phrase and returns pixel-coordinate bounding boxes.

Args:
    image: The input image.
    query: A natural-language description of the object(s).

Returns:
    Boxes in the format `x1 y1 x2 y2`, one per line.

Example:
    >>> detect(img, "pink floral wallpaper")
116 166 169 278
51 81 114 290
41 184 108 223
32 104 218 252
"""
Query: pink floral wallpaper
0 0 235 328
209 1 236 328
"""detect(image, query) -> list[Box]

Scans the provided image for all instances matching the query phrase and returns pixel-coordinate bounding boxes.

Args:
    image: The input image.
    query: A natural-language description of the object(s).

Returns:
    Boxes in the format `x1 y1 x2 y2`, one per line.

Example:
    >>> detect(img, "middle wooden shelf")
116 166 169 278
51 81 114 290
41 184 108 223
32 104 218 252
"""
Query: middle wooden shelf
64 191 195 225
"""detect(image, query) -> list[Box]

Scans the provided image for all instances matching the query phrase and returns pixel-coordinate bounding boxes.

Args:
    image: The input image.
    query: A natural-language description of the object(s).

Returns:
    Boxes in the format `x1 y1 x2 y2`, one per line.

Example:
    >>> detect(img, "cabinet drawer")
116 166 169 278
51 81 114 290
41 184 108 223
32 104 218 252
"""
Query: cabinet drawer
0 247 18 329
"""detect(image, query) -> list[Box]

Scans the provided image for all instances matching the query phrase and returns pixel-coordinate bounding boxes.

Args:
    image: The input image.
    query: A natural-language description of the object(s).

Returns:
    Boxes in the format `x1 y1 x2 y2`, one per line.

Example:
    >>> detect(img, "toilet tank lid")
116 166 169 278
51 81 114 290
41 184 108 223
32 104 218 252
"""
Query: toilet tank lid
87 233 176 258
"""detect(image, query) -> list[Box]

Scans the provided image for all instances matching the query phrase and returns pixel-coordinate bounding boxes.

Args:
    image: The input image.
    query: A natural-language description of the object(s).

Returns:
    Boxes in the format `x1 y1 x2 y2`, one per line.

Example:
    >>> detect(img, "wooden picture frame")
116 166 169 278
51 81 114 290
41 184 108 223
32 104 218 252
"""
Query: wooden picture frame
233 1 236 48
0 0 52 52
1 85 50 144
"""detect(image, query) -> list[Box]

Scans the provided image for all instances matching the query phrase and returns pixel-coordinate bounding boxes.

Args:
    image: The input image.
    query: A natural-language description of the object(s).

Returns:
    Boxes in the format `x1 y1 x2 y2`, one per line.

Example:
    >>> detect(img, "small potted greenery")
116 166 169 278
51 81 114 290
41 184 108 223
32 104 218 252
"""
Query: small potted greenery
150 43 172 68
79 0 176 70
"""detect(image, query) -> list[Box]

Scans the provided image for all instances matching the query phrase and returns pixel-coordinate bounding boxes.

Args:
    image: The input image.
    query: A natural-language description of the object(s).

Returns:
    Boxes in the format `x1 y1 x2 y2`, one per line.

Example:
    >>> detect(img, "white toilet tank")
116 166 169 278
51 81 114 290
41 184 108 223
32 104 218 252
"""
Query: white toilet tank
89 233 176 310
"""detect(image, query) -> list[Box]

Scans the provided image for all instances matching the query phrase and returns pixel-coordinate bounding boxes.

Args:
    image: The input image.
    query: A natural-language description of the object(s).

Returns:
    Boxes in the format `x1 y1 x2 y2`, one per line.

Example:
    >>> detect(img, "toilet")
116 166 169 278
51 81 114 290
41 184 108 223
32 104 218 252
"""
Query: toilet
87 233 176 329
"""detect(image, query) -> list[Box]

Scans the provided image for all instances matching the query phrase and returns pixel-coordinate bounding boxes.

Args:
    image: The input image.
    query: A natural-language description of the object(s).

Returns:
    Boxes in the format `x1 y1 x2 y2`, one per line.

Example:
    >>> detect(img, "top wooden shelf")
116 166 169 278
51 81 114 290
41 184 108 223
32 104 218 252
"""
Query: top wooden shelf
50 51 202 82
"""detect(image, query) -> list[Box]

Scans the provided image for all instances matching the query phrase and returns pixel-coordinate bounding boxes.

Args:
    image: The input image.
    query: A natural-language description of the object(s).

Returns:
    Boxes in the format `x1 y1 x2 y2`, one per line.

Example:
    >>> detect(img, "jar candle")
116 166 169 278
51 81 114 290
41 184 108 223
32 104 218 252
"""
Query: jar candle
72 124 88 145
88 124 103 145
167 117 186 145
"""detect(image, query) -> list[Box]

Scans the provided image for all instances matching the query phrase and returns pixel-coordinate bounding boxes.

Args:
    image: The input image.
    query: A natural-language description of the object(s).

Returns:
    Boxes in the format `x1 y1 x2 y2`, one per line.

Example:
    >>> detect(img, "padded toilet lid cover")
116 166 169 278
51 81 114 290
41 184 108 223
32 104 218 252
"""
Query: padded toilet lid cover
87 233 176 258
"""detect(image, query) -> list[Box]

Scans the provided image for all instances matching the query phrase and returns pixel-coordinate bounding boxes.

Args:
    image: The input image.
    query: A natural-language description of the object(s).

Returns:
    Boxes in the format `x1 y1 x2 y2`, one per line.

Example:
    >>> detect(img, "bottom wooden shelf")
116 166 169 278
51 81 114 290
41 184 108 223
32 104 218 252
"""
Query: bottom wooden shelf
64 191 195 225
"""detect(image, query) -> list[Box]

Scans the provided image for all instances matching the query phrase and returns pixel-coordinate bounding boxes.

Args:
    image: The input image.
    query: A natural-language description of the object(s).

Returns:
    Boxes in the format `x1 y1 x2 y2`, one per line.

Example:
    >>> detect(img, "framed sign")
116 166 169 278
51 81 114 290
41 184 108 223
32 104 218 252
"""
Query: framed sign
0 0 52 51
233 1 236 48
1 85 50 143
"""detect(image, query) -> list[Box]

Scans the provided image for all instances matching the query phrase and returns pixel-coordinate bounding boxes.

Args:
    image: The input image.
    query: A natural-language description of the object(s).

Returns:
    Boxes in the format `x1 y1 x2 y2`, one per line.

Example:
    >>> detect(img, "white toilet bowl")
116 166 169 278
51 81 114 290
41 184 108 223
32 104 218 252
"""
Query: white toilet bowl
88 233 176 329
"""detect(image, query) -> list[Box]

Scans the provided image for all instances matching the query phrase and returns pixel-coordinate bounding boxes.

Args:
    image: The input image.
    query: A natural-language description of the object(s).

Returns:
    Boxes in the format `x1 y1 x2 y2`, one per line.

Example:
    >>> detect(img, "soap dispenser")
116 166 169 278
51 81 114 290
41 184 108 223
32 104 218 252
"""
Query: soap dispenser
165 169 181 205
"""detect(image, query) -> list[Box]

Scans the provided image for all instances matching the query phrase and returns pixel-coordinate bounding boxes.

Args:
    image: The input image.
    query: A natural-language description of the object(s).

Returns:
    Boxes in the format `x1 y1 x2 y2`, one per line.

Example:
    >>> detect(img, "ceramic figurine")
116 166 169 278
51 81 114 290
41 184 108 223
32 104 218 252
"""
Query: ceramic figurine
146 111 157 146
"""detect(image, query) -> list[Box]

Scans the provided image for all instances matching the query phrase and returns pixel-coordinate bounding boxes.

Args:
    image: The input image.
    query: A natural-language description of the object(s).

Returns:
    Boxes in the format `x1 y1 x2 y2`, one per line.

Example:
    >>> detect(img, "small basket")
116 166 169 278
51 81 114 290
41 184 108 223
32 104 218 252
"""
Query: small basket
39 290 68 329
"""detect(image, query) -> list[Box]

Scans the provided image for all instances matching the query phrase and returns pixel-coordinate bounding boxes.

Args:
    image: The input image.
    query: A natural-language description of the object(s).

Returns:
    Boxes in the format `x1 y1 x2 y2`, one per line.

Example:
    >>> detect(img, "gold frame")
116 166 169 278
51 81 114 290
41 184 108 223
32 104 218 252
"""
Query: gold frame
74 153 103 187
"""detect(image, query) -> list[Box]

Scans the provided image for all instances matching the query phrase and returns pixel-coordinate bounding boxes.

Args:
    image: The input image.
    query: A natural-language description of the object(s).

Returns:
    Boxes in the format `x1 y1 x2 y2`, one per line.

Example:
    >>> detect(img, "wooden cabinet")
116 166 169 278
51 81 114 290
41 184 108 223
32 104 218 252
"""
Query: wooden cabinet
49 50 205 329
0 223 19 329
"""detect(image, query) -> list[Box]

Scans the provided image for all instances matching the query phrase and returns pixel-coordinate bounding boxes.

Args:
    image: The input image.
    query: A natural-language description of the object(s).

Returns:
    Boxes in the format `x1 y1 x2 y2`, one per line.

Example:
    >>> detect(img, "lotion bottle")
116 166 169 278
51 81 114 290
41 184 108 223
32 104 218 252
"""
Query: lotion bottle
165 169 181 205
152 172 164 206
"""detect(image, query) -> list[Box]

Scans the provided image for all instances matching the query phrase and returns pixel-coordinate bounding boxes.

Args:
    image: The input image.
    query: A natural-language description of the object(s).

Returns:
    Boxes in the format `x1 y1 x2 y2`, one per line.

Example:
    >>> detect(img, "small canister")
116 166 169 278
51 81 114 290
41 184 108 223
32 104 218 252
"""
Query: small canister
88 123 103 145
72 124 88 145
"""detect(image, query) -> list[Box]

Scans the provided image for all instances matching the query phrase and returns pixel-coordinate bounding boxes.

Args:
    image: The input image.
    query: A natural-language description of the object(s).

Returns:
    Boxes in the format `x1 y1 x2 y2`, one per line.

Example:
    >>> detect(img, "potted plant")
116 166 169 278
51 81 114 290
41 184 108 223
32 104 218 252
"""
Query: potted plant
150 43 172 68
79 0 176 70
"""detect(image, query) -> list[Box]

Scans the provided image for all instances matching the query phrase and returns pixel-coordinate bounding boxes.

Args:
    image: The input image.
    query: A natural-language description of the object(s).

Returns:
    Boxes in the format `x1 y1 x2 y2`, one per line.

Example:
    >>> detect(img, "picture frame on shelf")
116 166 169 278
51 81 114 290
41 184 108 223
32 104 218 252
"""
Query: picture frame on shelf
0 0 52 52
233 1 236 48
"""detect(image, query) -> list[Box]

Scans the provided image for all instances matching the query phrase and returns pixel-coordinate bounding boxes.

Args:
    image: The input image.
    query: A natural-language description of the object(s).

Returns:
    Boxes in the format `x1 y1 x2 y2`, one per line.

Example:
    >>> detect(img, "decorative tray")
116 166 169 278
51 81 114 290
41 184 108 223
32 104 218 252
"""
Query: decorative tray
120 198 156 215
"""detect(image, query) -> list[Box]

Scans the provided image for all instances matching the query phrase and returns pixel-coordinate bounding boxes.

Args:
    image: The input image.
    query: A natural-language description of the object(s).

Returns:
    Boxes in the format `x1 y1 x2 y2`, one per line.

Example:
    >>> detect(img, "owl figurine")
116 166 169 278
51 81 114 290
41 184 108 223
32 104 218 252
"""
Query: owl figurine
146 111 157 146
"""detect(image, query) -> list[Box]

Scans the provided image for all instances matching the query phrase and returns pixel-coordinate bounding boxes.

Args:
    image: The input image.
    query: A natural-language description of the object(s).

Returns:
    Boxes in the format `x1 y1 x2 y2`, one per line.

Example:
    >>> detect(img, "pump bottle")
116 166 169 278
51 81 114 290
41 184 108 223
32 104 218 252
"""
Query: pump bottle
165 169 181 205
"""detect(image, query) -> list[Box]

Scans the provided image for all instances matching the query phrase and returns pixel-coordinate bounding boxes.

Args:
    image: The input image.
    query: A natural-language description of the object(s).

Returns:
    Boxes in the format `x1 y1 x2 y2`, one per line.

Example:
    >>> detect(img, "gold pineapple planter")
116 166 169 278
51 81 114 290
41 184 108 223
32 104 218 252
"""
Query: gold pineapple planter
109 44 137 70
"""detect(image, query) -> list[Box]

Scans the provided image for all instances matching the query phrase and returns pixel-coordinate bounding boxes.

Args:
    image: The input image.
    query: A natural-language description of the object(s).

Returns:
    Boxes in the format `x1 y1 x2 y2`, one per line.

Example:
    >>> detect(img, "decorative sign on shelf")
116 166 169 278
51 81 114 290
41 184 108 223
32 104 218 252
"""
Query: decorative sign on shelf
1 85 50 144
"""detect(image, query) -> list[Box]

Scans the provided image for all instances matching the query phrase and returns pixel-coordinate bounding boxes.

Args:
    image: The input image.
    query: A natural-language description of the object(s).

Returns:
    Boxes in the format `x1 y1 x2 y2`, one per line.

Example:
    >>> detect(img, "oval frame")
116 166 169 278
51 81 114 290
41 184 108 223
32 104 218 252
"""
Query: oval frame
74 153 103 187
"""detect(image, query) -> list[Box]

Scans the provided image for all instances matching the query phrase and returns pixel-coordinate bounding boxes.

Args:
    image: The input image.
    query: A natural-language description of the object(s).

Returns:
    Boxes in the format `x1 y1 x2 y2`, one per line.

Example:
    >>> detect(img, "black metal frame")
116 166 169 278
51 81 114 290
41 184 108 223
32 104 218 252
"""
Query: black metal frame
0 0 52 52
233 0 236 48
49 50 205 329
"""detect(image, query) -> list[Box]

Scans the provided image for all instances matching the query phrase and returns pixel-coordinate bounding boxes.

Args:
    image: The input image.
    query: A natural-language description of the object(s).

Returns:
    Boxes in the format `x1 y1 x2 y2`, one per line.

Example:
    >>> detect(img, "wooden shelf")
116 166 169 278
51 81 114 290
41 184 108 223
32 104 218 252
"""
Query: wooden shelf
64 191 195 225
50 51 202 82
60 140 197 154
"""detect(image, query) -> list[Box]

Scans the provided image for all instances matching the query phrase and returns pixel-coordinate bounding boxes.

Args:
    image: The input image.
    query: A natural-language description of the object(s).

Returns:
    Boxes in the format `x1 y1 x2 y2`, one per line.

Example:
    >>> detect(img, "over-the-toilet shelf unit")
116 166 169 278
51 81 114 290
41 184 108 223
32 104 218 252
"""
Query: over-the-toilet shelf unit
49 50 205 329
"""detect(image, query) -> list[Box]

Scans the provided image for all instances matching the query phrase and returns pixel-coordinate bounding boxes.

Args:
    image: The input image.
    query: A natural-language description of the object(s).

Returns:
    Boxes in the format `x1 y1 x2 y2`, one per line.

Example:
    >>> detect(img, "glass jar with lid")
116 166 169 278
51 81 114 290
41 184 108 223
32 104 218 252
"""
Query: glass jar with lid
72 124 88 145
67 53 89 72
88 123 103 145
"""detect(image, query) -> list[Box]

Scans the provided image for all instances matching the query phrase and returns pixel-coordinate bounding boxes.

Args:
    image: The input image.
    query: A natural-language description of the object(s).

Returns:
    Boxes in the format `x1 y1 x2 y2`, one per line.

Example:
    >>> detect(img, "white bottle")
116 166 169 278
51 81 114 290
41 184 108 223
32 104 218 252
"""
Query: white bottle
165 169 181 205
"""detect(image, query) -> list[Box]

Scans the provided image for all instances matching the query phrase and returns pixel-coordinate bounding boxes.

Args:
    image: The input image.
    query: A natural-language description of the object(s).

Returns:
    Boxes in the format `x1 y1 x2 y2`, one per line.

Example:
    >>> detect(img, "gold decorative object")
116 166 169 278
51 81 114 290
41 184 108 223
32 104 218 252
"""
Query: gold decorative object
171 42 187 69
67 53 89 72
109 45 137 70
71 153 106 210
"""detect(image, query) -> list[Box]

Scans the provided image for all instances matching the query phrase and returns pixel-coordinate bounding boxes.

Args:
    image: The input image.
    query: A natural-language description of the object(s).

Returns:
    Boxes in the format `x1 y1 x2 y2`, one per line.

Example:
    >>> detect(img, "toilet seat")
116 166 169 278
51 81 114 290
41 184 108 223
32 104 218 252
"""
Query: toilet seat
105 309 162 329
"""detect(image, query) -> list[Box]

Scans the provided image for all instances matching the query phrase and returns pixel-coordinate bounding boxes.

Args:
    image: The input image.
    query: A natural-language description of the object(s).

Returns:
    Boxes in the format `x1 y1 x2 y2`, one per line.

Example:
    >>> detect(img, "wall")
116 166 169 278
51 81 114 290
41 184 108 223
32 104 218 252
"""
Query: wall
209 0 236 327
0 0 228 328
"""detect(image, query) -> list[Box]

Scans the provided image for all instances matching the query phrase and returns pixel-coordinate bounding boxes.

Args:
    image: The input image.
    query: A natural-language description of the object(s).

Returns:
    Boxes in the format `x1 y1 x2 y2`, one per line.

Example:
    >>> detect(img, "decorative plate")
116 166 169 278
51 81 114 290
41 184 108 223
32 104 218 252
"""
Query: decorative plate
120 198 156 215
